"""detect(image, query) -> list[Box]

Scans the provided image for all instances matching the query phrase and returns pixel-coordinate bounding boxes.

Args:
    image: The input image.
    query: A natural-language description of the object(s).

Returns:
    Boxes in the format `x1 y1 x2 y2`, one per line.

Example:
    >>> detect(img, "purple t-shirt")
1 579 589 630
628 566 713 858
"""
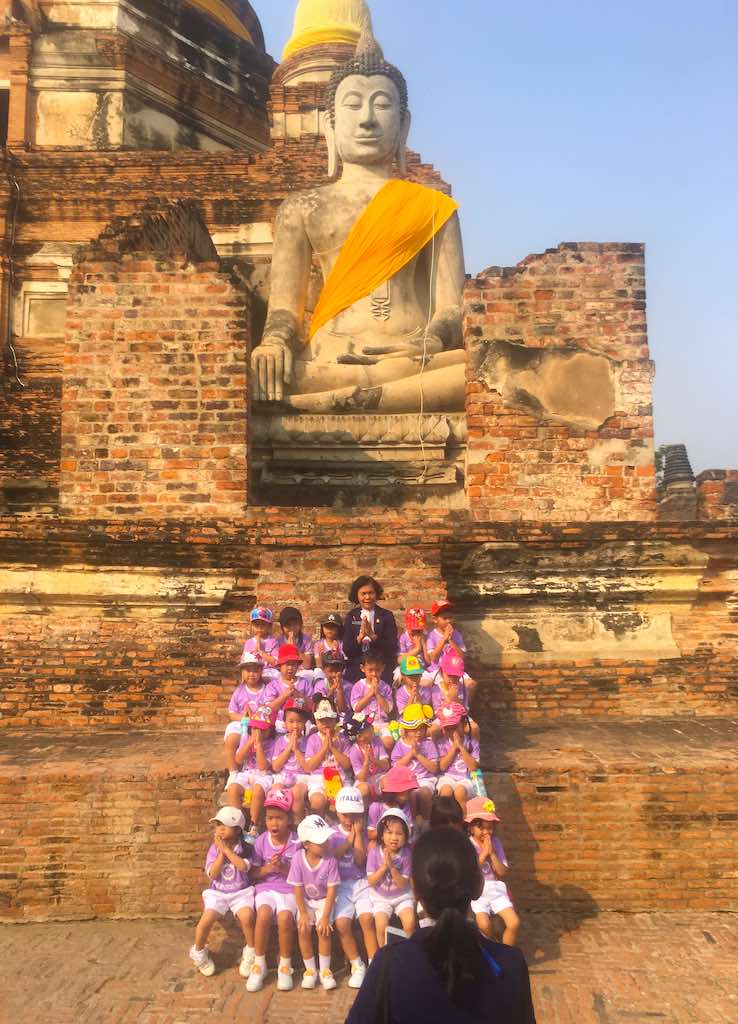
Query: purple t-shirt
436 735 480 780
395 683 443 717
329 828 366 884
228 680 278 717
470 835 508 880
271 675 314 723
313 672 353 708
287 850 341 901
236 735 275 773
390 738 439 785
305 730 352 782
205 841 251 894
251 831 300 894
350 679 394 722
278 634 313 657
367 843 412 899
349 738 387 780
271 733 310 781
314 638 346 660
426 627 466 673
241 635 280 663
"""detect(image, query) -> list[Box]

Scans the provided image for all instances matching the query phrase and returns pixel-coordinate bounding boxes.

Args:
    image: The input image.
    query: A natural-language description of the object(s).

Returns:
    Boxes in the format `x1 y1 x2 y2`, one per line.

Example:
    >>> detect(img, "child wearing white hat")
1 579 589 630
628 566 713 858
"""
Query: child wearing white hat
189 807 255 979
288 814 341 990
330 786 374 986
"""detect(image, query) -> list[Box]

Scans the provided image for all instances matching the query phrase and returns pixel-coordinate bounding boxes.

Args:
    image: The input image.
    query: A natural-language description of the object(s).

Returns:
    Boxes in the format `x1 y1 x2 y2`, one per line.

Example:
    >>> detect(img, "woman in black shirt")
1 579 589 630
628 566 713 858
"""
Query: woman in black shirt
346 827 536 1024
343 575 398 687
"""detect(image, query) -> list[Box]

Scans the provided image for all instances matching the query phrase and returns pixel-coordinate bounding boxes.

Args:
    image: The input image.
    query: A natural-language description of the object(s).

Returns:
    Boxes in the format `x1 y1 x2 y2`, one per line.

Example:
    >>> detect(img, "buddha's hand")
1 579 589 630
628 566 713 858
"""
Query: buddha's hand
251 337 294 402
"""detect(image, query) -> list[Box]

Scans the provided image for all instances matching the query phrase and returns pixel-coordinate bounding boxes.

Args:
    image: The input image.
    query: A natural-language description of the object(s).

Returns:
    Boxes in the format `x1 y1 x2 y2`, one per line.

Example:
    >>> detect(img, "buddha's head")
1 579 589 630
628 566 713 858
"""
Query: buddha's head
324 29 410 178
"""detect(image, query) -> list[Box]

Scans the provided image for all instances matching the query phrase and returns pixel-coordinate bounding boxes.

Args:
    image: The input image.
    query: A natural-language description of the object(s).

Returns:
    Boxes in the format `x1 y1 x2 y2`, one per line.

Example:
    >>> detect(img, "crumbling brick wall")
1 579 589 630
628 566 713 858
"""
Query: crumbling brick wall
697 470 738 520
465 243 656 522
60 204 250 518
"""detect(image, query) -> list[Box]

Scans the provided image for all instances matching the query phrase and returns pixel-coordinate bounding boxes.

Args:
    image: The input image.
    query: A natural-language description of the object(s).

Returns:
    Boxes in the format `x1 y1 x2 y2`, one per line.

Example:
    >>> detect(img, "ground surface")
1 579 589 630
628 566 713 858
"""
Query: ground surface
2 912 736 1024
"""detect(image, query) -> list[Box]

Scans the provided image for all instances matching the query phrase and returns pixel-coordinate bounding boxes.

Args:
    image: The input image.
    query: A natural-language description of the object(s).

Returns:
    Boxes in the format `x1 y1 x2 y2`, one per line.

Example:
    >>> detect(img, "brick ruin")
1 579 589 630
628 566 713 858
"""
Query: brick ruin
0 1 736 928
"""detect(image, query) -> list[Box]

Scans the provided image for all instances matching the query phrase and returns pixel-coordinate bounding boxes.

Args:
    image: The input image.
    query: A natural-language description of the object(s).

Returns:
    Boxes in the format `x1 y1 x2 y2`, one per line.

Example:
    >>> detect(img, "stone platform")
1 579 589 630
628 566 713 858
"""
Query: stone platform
2 912 737 1024
2 719 736 922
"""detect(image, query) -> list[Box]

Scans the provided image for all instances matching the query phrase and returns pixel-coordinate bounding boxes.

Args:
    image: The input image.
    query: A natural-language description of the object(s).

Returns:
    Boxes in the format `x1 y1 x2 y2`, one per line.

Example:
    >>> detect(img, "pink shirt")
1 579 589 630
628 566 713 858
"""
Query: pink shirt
278 634 313 657
205 841 251 894
349 738 387 780
251 831 300 894
329 828 366 884
398 630 428 659
287 850 341 901
367 843 411 899
314 638 345 660
349 679 394 722
228 680 278 717
241 635 280 662
236 735 275 773
271 674 314 724
426 627 466 673
271 734 310 782
470 835 508 880
305 730 351 782
390 738 439 785
436 735 480 780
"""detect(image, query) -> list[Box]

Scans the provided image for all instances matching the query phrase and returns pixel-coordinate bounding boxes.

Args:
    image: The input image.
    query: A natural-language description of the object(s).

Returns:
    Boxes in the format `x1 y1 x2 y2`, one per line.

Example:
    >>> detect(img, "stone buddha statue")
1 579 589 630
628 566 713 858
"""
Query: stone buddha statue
252 21 466 414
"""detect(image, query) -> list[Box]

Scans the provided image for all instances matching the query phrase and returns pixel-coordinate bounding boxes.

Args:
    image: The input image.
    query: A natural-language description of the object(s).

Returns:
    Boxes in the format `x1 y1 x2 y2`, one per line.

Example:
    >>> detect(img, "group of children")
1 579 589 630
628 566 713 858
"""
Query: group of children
189 585 520 993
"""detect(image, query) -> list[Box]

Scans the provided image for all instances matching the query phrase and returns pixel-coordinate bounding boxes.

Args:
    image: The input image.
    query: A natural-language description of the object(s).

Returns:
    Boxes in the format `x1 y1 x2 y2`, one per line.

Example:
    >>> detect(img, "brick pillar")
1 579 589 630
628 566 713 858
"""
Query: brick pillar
465 243 656 522
60 204 250 517
7 27 31 148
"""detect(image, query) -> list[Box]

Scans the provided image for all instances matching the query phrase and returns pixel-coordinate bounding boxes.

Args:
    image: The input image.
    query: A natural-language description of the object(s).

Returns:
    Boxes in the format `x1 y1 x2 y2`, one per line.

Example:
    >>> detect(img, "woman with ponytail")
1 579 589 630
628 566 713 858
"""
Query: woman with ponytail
346 827 536 1023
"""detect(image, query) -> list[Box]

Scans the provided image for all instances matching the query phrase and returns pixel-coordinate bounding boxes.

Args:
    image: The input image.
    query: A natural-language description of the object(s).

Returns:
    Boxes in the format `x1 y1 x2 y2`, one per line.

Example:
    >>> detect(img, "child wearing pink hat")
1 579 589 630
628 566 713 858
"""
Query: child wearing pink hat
426 602 478 705
247 787 300 993
366 764 419 841
435 702 480 814
432 650 482 746
465 796 520 946
226 704 277 841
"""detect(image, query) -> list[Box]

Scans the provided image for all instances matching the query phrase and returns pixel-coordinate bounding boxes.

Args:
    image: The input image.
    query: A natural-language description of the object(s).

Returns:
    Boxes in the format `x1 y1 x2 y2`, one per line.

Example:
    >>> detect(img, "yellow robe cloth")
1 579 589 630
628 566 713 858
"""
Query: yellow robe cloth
308 179 458 341
185 0 254 44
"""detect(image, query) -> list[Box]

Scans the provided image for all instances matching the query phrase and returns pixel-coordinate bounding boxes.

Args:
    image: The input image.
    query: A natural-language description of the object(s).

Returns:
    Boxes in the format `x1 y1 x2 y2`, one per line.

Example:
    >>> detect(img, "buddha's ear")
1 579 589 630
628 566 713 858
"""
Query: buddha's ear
397 111 411 176
322 110 339 181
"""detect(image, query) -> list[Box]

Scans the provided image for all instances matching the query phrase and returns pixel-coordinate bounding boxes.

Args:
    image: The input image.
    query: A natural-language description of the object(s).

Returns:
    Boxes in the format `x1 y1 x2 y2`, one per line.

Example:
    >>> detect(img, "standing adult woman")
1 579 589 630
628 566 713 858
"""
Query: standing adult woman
346 827 536 1023
343 576 398 688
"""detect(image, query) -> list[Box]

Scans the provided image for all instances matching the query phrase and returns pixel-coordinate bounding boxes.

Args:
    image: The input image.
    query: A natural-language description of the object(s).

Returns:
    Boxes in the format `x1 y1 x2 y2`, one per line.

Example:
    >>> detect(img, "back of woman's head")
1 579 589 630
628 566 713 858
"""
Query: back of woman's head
412 827 487 1004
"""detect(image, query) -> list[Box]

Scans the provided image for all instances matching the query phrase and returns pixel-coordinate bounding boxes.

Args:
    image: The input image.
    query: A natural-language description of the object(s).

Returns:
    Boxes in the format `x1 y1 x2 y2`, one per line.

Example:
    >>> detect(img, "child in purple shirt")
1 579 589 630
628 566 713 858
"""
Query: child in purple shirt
241 607 280 672
366 763 419 842
304 696 352 817
350 650 395 752
391 704 439 827
312 651 352 715
465 796 520 946
189 807 254 979
426 600 479 704
397 607 429 669
225 654 278 783
395 654 443 718
226 705 276 841
270 644 314 732
277 606 314 669
247 787 301 994
366 808 416 946
314 612 346 670
288 814 341 990
271 697 313 822
344 712 390 804
330 786 374 986
436 702 480 814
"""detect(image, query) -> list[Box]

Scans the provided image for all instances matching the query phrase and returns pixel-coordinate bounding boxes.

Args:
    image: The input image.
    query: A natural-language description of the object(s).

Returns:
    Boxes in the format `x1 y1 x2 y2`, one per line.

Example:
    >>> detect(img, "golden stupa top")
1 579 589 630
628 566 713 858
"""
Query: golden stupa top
185 0 255 45
283 0 373 61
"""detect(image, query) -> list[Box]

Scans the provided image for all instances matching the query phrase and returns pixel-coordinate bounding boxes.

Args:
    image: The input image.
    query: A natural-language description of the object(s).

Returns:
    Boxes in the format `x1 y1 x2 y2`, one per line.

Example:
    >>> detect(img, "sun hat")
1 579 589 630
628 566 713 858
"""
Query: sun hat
399 654 424 677
277 643 302 666
297 814 334 846
239 651 263 668
440 651 465 677
264 787 294 813
437 701 468 729
431 600 453 617
314 697 338 721
464 796 501 823
399 703 434 730
404 607 427 631
377 807 410 829
249 704 276 731
283 695 313 717
380 764 419 794
210 807 246 829
341 712 374 741
335 786 364 814
250 607 273 624
321 612 344 629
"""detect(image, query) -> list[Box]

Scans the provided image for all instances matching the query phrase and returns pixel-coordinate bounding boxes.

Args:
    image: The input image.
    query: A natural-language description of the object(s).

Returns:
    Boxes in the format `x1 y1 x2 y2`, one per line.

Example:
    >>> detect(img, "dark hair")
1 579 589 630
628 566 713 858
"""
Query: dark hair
360 649 384 665
430 795 465 830
349 575 384 604
278 605 303 627
376 813 409 847
412 828 487 1004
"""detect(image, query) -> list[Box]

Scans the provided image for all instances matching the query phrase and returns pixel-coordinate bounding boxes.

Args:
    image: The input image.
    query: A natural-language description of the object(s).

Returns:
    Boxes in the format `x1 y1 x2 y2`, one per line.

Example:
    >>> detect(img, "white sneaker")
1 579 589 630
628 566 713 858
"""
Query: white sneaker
246 963 265 992
301 968 318 990
348 961 366 989
189 945 215 977
239 948 255 978
320 968 337 991
277 964 294 991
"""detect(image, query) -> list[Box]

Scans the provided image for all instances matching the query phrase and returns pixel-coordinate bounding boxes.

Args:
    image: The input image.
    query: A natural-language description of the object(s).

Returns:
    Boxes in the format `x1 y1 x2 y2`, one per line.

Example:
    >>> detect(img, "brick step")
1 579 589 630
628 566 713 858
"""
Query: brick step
1 718 736 923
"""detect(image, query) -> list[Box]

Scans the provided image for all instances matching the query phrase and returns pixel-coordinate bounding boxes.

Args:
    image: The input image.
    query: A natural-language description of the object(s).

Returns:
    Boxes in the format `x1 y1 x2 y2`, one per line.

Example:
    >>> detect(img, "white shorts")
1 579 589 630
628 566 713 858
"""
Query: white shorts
307 774 346 798
274 772 311 789
471 879 513 917
202 886 254 916
416 778 436 793
334 878 373 920
437 775 474 797
370 889 415 918
234 770 273 792
224 721 244 740
255 890 298 917
299 893 337 925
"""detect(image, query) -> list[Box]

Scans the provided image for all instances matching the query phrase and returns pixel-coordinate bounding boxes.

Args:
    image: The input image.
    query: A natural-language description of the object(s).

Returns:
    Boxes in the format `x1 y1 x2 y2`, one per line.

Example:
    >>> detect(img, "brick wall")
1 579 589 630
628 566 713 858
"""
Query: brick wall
60 229 250 517
465 243 656 522
697 470 738 520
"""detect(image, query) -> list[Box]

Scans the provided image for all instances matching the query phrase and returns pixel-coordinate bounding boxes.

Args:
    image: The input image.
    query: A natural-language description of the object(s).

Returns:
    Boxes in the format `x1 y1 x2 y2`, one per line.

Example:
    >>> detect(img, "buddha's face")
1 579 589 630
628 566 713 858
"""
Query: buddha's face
333 74 406 167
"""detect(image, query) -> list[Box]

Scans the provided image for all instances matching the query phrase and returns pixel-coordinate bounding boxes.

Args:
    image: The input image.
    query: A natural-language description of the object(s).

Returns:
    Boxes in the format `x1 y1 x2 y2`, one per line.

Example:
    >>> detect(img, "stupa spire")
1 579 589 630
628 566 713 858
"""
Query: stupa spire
283 0 373 61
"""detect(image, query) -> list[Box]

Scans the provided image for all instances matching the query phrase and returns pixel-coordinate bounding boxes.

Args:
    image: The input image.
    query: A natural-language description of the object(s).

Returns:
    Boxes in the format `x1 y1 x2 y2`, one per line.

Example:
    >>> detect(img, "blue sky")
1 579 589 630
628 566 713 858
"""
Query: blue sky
257 1 738 473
